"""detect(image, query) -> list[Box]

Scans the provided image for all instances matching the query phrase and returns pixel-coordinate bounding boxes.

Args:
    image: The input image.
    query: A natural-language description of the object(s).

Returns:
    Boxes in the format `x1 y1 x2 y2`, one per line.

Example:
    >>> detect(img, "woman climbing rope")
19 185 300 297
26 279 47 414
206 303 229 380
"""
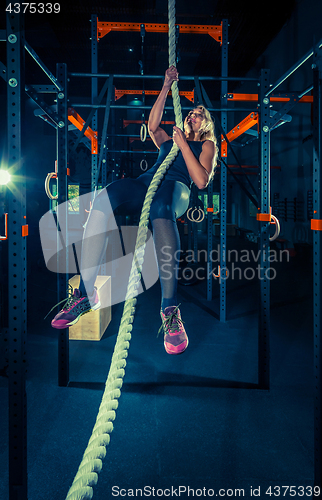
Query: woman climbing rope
50 65 218 355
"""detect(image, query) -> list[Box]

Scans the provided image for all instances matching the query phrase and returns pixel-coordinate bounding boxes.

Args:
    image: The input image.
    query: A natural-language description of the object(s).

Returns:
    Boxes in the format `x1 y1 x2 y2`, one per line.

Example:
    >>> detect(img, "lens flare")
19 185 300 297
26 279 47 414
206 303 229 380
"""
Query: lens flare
0 170 11 185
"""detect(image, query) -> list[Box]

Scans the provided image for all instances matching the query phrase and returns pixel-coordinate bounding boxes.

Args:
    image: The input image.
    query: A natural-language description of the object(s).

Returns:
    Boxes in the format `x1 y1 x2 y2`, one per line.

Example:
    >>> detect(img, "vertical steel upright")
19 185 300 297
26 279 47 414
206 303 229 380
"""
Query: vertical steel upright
258 69 271 389
91 15 98 192
207 155 214 301
219 20 228 320
56 63 69 387
312 45 322 492
111 109 116 182
6 6 28 499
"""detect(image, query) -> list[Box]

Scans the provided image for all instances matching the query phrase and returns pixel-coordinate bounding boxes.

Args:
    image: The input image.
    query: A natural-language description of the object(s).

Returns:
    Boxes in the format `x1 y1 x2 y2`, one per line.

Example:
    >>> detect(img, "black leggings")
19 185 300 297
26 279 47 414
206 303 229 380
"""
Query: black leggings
79 175 190 310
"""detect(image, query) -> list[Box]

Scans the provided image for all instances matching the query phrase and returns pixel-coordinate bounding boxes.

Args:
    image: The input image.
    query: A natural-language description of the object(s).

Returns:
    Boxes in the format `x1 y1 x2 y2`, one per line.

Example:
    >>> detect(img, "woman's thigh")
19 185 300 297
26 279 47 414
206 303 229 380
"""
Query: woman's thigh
92 177 190 222
150 181 190 222
93 177 148 215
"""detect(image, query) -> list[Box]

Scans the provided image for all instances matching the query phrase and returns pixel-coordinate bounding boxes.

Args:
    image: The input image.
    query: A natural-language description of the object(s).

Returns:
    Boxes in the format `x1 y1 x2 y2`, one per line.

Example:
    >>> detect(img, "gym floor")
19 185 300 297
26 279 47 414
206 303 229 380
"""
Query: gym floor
0 234 314 499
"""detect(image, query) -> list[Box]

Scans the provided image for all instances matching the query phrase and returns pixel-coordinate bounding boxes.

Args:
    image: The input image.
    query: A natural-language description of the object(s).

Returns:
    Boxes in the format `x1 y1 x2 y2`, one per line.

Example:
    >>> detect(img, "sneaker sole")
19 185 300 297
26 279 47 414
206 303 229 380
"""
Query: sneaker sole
52 300 101 329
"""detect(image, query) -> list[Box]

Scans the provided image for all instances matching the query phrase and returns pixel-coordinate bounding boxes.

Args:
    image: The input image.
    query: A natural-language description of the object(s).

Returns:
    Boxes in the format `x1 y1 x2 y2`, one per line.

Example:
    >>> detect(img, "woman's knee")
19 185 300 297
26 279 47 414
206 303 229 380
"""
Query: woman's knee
150 182 190 222
150 199 175 222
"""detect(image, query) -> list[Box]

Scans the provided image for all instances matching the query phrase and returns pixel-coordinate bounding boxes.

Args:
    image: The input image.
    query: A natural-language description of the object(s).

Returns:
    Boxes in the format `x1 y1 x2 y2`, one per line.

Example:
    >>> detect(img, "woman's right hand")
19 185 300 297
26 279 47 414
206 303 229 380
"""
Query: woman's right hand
164 65 179 89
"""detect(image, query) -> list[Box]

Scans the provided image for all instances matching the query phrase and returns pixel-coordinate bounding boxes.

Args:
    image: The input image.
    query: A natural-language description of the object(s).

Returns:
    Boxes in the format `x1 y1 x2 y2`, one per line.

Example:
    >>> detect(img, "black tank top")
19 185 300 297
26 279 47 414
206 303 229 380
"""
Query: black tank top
139 139 204 188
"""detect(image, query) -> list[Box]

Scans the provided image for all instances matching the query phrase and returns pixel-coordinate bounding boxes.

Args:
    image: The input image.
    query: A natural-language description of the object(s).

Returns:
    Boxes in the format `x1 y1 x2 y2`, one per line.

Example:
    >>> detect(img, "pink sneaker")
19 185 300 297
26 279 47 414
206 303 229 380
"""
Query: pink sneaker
159 305 189 355
49 285 101 329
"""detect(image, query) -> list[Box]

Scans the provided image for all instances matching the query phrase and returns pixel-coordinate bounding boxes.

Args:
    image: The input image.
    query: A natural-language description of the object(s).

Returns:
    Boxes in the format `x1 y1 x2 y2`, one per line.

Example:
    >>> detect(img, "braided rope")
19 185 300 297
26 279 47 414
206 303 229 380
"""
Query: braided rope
65 1 182 499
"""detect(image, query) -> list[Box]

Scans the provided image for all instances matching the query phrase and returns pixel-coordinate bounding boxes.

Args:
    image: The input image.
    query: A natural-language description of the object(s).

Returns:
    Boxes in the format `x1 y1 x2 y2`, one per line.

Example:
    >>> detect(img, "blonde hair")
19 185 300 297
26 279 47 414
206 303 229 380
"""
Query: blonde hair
184 105 219 180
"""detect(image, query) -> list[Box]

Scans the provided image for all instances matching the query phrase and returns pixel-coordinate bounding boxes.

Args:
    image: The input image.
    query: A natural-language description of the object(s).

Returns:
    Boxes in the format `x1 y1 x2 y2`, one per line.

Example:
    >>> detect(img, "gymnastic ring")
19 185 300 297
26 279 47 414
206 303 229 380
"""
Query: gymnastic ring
191 208 204 223
195 208 205 223
140 123 147 142
140 159 148 172
187 207 205 223
186 207 193 222
269 214 281 242
45 172 58 200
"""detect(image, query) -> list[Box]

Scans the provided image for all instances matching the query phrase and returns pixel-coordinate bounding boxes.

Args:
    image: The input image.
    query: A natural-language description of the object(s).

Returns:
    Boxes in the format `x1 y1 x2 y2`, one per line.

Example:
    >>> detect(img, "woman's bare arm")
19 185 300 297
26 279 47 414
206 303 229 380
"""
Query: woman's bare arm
148 66 179 149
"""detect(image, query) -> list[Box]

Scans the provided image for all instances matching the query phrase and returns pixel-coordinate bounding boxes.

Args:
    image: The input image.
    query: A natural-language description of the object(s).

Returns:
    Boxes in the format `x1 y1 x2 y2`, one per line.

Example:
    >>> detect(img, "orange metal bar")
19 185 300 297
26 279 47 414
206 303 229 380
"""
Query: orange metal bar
256 207 272 222
311 219 322 231
97 21 222 44
227 93 313 103
220 112 258 157
22 225 29 237
256 213 271 222
115 89 195 102
68 108 98 154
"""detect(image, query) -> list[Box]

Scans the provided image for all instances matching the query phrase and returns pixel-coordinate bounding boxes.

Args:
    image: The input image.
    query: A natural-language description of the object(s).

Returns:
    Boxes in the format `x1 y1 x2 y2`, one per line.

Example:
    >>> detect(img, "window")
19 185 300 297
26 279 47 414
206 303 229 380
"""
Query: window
198 193 220 216
68 184 80 213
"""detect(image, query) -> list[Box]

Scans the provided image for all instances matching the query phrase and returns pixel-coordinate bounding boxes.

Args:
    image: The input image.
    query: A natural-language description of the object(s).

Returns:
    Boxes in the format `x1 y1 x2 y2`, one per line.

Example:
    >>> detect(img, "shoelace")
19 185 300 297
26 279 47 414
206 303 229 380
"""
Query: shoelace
158 304 184 337
44 284 81 319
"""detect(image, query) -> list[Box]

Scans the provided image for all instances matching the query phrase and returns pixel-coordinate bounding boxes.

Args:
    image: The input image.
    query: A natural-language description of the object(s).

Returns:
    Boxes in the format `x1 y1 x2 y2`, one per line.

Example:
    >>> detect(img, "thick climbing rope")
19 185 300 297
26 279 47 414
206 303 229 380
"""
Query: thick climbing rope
65 1 182 499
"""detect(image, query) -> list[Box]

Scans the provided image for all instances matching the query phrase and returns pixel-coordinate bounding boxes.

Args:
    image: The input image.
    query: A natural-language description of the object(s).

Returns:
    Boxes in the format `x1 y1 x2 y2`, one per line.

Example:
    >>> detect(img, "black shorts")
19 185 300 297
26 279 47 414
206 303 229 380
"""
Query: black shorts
93 175 190 223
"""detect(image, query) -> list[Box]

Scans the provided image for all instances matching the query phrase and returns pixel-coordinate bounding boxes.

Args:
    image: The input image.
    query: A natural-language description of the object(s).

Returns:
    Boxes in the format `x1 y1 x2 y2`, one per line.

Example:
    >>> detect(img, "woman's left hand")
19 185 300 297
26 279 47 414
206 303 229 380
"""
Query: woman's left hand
172 126 187 149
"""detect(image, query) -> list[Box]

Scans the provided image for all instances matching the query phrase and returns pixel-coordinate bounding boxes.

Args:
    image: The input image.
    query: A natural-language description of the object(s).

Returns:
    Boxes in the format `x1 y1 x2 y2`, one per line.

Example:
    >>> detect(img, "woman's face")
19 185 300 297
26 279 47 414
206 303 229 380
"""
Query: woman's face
185 109 205 133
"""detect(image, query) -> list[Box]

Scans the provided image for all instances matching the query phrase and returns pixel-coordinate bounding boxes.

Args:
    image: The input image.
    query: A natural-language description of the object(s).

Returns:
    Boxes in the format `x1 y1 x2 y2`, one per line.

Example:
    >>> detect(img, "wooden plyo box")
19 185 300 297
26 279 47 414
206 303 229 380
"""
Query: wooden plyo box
68 275 111 341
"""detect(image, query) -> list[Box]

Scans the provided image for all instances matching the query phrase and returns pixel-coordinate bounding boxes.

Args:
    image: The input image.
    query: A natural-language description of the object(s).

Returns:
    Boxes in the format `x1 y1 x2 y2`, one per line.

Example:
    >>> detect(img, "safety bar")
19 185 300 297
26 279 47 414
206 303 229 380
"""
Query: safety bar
266 38 322 97
69 72 259 82
24 40 63 92
72 104 258 112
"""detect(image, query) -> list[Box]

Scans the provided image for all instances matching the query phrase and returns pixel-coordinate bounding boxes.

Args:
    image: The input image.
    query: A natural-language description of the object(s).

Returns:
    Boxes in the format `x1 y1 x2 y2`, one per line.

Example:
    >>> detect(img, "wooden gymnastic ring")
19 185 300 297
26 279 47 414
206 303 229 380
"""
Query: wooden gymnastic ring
45 172 58 200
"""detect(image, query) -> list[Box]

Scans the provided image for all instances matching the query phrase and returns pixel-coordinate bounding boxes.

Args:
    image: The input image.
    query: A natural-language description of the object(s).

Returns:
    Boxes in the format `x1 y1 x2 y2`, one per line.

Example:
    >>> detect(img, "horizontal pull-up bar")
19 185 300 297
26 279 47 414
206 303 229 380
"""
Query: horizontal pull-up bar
69 72 259 82
71 103 257 113
97 21 223 44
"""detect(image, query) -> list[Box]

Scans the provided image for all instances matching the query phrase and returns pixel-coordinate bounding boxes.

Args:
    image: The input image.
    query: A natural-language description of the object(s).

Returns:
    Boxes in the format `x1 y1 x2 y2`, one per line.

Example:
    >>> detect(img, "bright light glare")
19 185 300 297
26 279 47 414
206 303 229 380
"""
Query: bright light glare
0 170 11 185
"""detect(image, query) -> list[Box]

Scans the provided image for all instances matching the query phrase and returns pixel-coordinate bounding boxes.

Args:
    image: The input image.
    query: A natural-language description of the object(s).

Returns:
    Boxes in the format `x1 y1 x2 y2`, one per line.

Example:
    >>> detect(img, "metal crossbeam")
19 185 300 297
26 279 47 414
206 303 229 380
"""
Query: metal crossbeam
221 112 258 157
68 108 98 154
97 21 223 43
25 84 61 126
227 92 313 103
114 88 194 102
